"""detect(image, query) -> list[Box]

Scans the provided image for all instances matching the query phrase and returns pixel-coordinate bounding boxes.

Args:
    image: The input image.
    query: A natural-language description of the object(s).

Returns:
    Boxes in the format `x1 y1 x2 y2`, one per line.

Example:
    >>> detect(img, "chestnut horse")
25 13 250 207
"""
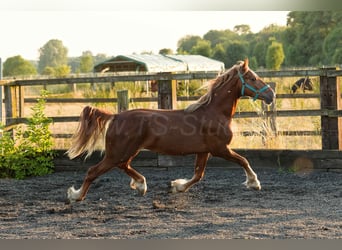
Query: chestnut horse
67 59 275 203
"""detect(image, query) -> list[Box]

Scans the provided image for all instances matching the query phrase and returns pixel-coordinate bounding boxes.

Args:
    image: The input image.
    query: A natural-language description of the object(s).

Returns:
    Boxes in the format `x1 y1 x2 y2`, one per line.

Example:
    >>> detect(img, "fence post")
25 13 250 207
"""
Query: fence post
4 85 19 126
320 66 342 150
157 72 177 109
19 86 25 117
117 89 128 113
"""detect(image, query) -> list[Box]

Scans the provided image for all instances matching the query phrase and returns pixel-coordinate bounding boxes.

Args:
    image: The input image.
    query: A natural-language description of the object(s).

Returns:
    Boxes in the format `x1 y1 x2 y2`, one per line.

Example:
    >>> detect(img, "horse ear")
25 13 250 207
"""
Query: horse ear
242 58 249 72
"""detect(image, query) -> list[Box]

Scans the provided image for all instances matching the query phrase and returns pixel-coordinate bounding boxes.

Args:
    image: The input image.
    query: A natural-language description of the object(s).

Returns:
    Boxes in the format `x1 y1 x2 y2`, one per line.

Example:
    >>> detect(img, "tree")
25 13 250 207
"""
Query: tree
285 11 338 66
38 39 68 73
233 25 252 35
323 27 342 64
140 51 153 55
54 65 71 77
93 53 110 66
203 29 239 48
252 42 267 68
250 24 286 68
212 44 226 66
177 35 201 54
266 41 285 70
42 65 70 77
42 66 55 76
225 41 248 68
79 51 94 73
191 39 212 57
159 48 173 55
3 55 37 77
332 49 342 65
249 56 258 70
68 57 81 73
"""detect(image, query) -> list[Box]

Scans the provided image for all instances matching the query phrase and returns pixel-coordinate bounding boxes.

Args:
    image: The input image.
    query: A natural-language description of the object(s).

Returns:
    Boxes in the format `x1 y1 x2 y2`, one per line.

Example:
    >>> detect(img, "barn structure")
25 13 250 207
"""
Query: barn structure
93 54 225 73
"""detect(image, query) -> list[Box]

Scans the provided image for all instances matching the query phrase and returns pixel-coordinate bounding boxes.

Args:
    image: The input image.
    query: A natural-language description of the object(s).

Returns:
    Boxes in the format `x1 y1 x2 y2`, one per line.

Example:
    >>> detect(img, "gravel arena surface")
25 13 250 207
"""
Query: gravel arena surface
0 166 341 239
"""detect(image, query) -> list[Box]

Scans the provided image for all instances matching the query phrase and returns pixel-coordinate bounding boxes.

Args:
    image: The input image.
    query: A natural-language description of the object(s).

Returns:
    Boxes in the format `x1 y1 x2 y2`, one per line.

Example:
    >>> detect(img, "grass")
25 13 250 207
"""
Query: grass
20 77 325 150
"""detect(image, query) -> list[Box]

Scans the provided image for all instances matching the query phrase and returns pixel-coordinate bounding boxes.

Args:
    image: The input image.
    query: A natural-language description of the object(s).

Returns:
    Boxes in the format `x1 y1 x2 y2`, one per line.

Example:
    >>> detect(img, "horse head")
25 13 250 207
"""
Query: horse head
237 59 275 105
291 77 313 93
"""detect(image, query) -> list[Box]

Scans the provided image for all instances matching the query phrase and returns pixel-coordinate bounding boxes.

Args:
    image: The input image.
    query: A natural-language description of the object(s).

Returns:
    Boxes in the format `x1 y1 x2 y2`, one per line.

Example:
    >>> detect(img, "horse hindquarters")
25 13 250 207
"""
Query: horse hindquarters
67 114 148 203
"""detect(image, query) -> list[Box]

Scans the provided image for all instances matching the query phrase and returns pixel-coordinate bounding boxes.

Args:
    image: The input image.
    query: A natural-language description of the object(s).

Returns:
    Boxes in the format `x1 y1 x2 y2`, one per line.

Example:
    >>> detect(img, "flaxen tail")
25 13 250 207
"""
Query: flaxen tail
67 106 114 159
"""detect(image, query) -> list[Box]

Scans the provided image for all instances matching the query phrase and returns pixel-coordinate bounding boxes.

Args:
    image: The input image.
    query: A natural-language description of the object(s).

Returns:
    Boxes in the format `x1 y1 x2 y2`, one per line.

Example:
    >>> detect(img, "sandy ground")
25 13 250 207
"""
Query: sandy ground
0 166 341 239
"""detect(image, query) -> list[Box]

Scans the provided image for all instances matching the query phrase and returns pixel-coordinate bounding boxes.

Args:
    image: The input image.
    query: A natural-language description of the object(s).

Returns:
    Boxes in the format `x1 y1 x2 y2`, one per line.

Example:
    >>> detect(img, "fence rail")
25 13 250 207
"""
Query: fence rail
1 68 341 150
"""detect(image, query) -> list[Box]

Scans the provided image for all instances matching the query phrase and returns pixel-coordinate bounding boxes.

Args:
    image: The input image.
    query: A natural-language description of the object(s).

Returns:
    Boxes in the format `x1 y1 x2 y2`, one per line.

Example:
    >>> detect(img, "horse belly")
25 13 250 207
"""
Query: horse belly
144 130 207 155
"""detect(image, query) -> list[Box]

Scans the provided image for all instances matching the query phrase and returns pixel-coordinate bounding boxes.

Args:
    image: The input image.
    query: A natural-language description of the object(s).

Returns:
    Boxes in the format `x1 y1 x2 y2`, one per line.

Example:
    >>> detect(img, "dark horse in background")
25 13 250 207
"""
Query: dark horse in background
291 77 313 93
66 59 275 203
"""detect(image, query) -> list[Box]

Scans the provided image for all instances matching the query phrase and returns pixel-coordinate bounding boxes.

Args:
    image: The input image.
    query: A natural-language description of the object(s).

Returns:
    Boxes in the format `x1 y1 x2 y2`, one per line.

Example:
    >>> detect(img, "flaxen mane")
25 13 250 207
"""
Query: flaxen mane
185 62 243 112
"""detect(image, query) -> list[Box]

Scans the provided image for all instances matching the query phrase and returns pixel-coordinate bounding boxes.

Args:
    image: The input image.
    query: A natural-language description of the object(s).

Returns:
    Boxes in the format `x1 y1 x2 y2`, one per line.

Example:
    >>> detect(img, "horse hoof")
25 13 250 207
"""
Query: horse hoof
243 179 261 190
170 179 188 193
250 184 261 190
67 186 82 203
130 178 147 195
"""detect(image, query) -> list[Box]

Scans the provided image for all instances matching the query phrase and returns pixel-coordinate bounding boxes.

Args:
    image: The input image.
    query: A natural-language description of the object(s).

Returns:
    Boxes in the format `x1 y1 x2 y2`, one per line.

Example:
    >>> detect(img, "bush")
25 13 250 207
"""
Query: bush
0 91 55 179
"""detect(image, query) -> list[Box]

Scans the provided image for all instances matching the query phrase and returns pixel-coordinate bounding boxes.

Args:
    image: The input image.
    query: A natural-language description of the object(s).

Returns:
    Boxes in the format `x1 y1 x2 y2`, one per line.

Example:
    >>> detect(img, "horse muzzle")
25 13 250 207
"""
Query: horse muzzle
261 89 276 105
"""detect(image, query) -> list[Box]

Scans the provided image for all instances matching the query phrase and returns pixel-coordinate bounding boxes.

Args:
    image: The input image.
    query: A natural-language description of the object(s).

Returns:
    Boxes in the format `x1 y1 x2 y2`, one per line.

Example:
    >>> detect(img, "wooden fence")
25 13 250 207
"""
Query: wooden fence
1 68 342 150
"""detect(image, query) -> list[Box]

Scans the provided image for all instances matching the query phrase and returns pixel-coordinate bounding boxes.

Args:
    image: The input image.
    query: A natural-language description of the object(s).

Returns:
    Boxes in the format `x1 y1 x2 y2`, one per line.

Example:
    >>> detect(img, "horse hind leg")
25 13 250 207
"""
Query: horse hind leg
67 156 116 203
171 153 209 193
67 159 148 203
121 163 147 196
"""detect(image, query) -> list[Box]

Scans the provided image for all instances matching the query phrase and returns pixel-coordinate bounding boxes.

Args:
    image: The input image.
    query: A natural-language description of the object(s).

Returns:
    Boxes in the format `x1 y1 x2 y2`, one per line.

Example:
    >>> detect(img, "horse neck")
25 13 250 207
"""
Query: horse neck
206 77 240 118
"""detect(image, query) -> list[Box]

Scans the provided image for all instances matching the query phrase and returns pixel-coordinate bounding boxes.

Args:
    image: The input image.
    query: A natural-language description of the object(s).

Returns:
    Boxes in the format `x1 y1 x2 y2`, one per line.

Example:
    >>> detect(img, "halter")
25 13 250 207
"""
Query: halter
238 71 271 101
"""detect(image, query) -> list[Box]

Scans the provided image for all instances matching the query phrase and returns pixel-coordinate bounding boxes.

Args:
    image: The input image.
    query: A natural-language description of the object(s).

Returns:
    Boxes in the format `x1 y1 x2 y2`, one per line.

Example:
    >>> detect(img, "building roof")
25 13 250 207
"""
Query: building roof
94 54 225 73
165 55 225 72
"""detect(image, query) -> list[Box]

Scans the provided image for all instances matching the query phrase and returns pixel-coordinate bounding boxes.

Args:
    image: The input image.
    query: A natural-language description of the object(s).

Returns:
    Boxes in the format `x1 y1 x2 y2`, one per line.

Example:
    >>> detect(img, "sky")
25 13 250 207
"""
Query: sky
0 0 290 61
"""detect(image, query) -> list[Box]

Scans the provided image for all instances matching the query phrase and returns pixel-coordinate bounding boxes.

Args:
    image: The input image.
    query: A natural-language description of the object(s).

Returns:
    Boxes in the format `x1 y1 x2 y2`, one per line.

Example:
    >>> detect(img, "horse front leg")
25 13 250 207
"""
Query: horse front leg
171 152 210 193
214 147 261 190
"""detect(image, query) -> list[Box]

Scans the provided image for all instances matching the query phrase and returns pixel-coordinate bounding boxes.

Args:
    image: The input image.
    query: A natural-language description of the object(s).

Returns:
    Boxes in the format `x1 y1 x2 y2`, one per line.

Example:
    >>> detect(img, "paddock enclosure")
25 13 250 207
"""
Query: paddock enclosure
1 67 342 167
0 67 342 239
